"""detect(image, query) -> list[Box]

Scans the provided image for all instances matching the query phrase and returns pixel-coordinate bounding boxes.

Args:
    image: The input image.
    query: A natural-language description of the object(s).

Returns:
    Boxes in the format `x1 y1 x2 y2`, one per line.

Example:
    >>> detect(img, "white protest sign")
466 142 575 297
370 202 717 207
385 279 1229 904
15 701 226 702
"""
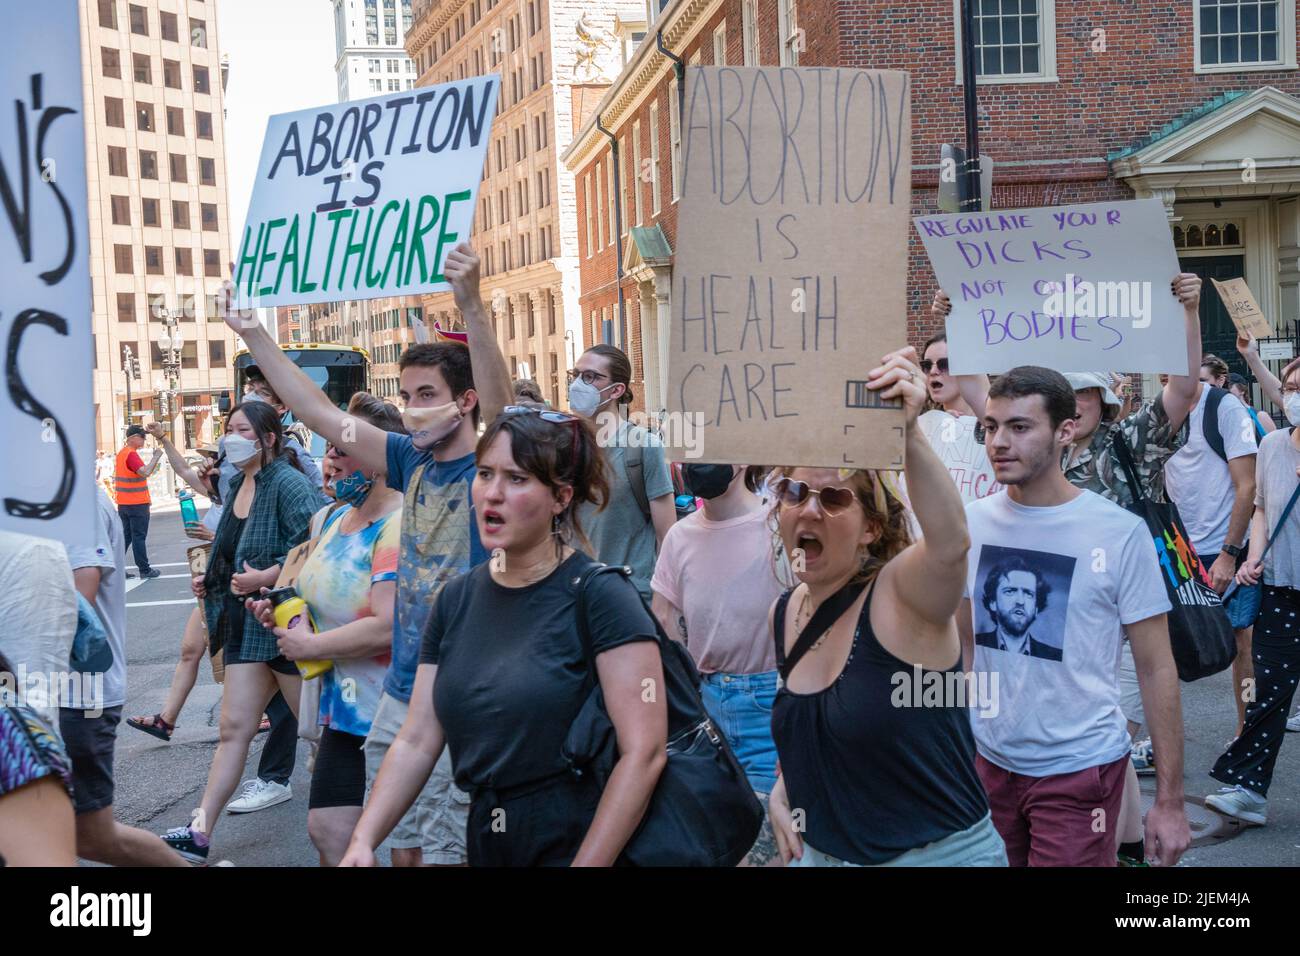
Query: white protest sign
233 76 500 309
915 198 1188 375
0 0 95 546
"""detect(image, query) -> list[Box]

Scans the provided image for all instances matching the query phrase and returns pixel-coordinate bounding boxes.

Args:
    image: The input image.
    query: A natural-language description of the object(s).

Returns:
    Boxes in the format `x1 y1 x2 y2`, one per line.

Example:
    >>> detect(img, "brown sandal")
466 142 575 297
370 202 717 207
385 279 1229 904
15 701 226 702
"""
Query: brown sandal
126 713 174 741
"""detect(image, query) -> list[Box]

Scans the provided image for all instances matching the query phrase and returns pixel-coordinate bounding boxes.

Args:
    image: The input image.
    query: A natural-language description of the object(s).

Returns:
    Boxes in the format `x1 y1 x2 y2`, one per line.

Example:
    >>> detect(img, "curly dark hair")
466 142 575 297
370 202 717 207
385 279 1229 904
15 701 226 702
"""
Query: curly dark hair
981 556 1050 617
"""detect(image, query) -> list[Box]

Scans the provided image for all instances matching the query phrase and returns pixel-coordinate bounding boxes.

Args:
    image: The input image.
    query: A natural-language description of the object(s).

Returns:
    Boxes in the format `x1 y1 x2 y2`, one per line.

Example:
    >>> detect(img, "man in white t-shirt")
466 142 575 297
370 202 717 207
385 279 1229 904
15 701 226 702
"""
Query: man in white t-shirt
1163 353 1258 735
958 366 1189 867
61 488 187 866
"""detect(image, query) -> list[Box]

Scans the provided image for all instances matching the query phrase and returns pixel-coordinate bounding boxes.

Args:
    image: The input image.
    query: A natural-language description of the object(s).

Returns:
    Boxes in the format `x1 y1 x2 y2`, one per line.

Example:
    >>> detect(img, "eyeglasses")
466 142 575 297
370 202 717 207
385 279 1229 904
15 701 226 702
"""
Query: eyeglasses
919 358 949 375
771 477 857 517
565 369 609 386
503 404 579 425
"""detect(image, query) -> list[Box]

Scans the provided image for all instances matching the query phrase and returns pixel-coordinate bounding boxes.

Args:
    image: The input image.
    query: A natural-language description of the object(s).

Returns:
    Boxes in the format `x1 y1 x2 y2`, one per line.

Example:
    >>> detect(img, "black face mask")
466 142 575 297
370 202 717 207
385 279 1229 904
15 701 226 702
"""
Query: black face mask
682 463 736 500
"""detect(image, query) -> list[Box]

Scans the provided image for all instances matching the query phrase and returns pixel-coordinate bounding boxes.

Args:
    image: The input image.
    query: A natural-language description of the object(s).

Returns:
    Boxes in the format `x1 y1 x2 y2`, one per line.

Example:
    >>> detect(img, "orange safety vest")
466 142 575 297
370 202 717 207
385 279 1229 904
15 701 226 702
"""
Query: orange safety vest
115 447 151 506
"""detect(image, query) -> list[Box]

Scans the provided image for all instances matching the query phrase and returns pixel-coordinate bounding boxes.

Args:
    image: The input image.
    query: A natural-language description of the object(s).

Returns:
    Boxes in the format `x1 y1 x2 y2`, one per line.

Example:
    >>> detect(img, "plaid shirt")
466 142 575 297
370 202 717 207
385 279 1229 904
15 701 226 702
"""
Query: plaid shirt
1062 394 1188 505
204 455 325 661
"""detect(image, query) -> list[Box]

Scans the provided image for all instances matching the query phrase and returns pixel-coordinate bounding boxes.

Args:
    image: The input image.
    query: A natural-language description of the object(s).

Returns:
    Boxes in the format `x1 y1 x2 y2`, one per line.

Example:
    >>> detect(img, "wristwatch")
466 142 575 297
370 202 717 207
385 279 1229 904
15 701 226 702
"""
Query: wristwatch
1223 543 1244 559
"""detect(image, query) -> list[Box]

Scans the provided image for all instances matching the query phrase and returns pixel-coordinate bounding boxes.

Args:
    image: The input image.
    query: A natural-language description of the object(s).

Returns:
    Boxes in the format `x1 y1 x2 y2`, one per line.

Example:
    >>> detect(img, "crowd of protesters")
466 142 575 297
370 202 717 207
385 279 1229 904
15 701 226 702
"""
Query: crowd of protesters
5 243 1300 869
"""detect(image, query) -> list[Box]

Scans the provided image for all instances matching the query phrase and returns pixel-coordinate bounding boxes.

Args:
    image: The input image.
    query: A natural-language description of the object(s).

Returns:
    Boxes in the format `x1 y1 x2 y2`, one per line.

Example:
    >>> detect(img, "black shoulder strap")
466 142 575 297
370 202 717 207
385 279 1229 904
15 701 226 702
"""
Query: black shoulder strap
1203 386 1228 462
772 589 795 671
778 581 867 681
1108 426 1147 507
623 437 651 524
574 563 636 668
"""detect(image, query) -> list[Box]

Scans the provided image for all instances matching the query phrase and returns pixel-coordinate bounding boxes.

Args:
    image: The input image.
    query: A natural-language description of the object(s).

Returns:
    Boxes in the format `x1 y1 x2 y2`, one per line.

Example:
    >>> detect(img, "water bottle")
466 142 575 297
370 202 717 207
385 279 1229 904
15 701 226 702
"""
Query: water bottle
179 490 200 535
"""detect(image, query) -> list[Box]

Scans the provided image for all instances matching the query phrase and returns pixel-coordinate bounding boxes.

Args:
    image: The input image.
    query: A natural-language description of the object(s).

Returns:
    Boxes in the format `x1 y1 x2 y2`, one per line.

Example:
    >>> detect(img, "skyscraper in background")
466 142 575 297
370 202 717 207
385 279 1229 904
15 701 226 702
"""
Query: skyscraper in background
81 0 241 451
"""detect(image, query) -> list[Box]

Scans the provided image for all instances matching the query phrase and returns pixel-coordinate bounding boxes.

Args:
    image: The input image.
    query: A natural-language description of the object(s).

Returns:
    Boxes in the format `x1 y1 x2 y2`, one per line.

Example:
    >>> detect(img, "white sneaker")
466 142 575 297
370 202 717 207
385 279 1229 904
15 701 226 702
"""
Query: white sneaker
1204 785 1267 826
1287 711 1300 733
226 778 292 814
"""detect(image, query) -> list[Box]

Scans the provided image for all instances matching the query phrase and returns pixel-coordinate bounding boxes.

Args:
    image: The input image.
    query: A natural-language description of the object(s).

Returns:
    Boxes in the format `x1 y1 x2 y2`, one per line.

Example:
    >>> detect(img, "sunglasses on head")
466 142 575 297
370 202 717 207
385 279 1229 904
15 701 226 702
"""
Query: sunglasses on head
919 358 949 375
772 477 857 516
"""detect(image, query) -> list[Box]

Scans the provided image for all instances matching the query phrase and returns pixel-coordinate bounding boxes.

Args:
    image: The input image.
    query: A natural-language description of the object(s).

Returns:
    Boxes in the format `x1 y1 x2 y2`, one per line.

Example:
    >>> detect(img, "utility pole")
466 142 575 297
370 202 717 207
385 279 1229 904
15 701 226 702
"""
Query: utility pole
122 344 136 441
959 0 983 213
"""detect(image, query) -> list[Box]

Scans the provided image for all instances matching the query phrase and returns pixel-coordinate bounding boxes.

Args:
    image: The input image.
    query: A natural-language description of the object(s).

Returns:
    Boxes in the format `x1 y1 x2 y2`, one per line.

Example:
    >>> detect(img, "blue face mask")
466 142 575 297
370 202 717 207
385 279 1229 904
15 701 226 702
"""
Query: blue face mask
331 468 374 506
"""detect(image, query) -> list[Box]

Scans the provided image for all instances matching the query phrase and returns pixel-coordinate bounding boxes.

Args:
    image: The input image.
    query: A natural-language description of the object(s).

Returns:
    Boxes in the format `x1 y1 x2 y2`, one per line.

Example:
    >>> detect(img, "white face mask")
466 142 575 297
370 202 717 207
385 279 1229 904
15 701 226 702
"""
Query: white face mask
224 434 261 466
1286 392 1300 428
568 378 613 417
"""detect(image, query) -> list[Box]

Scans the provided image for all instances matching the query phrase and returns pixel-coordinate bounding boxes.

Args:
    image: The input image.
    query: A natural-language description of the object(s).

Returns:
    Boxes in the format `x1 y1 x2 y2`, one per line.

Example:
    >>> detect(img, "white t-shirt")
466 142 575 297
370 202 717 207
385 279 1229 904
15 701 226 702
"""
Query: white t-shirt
0 530 77 723
963 490 1172 777
65 488 128 709
1164 386 1257 556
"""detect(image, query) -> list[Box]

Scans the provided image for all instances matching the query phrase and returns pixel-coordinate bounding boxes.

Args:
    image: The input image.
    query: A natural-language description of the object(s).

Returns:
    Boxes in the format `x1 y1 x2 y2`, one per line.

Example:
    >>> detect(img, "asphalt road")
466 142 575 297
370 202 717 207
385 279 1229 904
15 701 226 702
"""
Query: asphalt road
106 503 1300 867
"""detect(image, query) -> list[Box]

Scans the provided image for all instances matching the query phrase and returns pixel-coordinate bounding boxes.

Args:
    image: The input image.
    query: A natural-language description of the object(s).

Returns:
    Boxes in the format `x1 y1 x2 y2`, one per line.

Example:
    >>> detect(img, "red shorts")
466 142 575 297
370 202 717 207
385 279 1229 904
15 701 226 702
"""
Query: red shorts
976 753 1129 867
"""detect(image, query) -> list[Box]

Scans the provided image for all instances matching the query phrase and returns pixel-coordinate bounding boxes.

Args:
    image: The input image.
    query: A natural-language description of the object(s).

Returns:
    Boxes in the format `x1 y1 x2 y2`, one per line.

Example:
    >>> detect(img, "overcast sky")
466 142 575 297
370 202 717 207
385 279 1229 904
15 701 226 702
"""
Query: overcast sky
218 0 337 246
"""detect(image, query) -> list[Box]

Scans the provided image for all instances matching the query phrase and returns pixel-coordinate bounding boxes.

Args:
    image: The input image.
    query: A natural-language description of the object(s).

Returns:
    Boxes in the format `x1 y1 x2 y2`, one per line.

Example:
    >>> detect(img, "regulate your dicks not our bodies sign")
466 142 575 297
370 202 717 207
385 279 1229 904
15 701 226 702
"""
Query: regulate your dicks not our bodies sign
0 0 95 546
233 75 500 309
915 198 1190 375
667 67 910 470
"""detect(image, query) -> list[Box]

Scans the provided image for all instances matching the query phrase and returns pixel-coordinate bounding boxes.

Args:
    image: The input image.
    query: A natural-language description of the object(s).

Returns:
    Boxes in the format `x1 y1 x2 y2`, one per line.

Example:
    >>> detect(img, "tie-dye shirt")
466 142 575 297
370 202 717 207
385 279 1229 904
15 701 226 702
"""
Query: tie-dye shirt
383 435 486 703
296 504 400 736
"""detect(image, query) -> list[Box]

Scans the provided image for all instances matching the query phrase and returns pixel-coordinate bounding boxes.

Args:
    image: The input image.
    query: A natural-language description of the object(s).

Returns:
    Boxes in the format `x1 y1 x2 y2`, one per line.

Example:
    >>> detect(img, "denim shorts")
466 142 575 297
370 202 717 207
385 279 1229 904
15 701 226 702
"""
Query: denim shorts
1205 551 1263 629
700 670 778 794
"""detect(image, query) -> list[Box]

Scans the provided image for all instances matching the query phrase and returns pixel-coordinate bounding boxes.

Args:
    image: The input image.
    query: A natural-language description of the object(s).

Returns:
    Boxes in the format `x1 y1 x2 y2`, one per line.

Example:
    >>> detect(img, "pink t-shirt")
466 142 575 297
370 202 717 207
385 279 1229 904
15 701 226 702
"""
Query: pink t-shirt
651 506 785 675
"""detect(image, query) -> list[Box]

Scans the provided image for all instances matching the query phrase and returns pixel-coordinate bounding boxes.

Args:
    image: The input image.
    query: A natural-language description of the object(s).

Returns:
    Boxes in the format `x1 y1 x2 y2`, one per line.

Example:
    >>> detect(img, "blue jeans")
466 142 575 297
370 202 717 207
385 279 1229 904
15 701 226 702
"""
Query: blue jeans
700 670 778 794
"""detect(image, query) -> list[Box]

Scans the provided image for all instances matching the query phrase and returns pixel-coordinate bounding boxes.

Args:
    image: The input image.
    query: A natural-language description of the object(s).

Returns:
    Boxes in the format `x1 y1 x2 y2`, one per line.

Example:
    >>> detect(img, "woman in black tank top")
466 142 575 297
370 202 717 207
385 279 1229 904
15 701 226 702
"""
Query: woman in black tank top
766 347 1006 867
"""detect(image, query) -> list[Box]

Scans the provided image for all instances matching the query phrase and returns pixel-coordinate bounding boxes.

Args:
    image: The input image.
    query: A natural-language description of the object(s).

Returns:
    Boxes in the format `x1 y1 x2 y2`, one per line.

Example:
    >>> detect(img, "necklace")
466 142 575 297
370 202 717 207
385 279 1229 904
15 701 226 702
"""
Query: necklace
794 591 834 652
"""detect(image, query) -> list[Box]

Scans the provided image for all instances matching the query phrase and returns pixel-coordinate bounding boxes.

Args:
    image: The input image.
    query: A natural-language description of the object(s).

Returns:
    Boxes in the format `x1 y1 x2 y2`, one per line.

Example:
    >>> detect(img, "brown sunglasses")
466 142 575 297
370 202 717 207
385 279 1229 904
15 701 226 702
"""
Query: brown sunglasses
772 477 857 516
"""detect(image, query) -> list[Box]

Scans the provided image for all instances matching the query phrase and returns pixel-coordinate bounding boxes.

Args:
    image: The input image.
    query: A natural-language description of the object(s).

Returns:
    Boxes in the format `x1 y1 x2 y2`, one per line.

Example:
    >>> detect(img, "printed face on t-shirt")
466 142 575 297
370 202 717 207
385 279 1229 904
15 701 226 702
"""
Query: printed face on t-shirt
991 569 1040 637
974 545 1072 662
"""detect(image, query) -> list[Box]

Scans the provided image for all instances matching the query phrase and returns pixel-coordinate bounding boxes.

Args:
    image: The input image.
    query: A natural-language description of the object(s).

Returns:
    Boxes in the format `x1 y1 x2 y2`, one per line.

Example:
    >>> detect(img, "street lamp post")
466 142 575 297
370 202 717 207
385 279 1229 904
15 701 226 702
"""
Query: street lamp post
156 308 185 496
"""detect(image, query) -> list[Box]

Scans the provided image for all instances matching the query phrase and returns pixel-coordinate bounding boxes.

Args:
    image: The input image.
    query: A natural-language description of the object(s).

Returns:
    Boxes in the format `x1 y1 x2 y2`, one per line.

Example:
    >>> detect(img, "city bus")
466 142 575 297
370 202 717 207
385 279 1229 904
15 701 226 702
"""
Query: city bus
228 343 371 458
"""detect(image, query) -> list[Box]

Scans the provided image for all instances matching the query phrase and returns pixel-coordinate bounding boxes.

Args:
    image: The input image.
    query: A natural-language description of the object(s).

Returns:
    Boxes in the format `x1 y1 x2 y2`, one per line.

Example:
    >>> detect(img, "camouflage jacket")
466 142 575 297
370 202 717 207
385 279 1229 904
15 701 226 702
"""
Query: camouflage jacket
1062 395 1188 505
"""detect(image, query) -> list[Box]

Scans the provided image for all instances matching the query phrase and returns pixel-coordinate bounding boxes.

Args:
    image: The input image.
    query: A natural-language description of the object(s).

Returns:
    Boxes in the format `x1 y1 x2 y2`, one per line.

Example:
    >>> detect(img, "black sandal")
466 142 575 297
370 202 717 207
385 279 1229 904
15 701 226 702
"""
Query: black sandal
126 713 174 741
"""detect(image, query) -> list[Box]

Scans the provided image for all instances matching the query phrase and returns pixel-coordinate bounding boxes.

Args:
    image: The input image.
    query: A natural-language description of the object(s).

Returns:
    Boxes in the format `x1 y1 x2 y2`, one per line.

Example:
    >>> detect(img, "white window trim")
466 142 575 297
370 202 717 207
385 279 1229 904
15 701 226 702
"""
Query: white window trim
714 21 727 66
632 121 644 226
584 173 593 258
669 77 682 202
742 0 760 65
649 102 662 215
595 161 604 249
1194 0 1297 73
606 158 616 243
621 136 631 236
777 0 799 66
953 0 1058 85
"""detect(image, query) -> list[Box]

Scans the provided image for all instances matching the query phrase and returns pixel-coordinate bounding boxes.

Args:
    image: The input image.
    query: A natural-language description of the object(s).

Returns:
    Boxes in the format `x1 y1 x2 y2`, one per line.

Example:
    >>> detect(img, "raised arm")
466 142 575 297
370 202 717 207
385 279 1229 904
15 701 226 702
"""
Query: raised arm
1159 273 1204 434
443 243 511 423
222 300 390 474
145 422 207 494
1237 333 1286 413
867 346 970 626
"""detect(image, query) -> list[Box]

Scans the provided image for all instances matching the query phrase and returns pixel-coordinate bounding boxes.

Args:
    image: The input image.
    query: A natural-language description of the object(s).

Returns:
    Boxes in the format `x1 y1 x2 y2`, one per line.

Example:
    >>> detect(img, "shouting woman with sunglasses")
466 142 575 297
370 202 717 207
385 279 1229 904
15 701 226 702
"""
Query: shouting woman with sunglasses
767 347 1006 868
341 405 668 866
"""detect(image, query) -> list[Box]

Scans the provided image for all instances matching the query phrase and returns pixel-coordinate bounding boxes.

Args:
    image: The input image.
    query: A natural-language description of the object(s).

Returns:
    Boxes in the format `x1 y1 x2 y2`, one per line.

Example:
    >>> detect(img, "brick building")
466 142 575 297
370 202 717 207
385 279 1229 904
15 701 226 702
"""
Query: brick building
564 0 1300 416
404 0 630 407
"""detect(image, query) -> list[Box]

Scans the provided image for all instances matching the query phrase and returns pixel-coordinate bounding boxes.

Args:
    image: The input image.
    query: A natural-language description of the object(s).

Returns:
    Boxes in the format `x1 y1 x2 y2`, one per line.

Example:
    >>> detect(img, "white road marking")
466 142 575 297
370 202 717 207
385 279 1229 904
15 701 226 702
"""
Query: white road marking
127 599 196 608
126 562 189 570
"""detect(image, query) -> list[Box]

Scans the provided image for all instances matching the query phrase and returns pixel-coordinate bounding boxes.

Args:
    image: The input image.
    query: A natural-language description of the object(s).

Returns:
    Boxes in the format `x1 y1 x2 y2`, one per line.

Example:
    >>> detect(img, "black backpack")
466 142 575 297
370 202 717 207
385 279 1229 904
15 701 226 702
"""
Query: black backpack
562 564 763 866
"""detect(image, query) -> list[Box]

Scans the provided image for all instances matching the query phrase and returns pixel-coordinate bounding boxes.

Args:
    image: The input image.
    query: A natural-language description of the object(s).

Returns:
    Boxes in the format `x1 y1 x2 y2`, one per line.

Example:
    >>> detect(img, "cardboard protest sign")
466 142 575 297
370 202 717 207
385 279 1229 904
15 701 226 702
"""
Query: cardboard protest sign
667 67 910 469
0 0 95 545
915 198 1189 375
1210 277 1272 340
234 76 500 309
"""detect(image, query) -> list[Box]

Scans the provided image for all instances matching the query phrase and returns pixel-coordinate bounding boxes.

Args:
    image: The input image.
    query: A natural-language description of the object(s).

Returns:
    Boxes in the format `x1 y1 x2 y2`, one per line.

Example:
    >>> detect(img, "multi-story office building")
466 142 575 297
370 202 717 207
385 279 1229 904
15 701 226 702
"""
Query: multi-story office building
328 0 424 400
82 0 242 452
405 0 618 407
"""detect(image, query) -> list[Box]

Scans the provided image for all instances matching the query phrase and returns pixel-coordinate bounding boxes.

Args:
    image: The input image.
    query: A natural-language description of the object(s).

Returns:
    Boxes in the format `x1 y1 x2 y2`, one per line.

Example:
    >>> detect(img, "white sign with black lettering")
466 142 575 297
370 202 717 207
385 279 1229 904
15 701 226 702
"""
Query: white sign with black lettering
0 0 95 545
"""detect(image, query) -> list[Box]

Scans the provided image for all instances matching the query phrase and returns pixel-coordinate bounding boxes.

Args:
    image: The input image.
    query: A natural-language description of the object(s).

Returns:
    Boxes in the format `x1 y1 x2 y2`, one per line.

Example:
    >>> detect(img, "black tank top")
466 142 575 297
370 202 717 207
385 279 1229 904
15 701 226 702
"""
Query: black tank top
771 583 989 865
